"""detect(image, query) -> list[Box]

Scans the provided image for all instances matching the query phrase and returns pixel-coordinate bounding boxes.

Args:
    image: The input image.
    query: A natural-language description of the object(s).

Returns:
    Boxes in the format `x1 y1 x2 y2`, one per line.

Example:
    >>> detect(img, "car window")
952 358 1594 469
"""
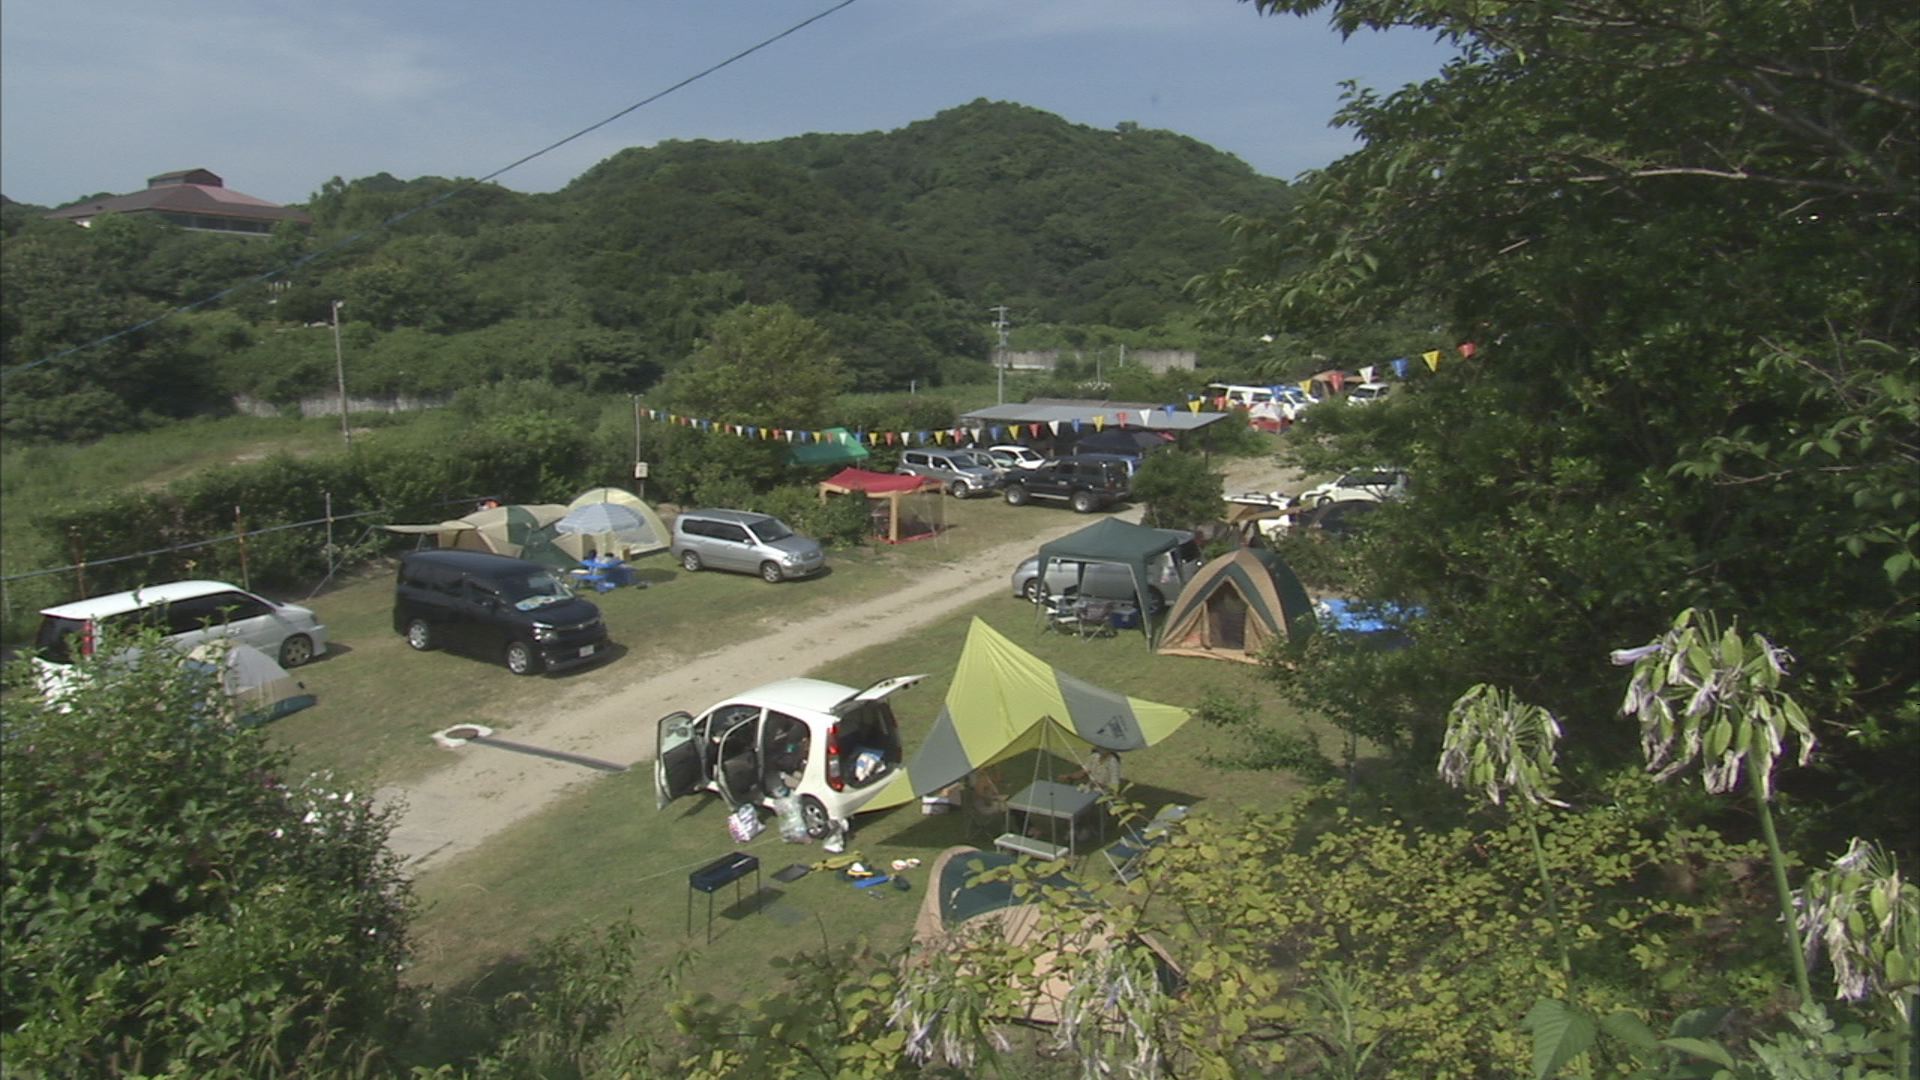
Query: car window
717 523 750 543
496 571 572 611
751 518 794 543
160 594 224 636
33 616 87 664
209 591 273 622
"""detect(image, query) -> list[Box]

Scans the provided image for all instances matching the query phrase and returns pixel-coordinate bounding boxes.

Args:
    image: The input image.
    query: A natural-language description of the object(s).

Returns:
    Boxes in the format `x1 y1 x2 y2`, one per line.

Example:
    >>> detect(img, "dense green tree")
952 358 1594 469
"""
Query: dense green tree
1196 0 1919 849
1 639 414 1076
658 303 848 429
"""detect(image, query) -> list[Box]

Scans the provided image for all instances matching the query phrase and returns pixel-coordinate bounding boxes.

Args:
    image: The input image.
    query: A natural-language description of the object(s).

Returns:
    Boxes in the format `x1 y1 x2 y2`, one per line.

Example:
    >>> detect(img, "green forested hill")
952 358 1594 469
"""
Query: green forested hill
0 100 1290 442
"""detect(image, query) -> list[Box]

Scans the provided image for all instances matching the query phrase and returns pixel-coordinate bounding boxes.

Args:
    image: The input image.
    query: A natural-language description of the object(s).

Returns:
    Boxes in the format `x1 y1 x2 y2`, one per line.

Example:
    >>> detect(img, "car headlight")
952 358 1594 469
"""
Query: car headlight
532 624 559 643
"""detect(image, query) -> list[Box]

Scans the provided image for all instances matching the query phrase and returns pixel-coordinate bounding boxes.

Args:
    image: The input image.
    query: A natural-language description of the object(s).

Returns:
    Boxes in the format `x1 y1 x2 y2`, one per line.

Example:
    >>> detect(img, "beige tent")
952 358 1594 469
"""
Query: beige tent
382 504 576 569
1156 548 1316 664
560 487 670 559
910 845 1179 1026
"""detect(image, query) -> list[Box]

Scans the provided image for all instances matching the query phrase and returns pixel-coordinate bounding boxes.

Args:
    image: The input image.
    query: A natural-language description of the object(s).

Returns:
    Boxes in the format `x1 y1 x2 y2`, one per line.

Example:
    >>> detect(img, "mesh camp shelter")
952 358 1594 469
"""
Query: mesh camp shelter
863 618 1191 812
1034 518 1194 645
382 504 578 570
558 487 669 559
1155 548 1316 664
817 467 945 544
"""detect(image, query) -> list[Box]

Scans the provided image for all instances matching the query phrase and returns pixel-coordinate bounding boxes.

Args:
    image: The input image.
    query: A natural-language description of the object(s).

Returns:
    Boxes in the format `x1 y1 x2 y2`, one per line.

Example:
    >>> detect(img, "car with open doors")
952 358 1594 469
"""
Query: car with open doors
655 674 925 837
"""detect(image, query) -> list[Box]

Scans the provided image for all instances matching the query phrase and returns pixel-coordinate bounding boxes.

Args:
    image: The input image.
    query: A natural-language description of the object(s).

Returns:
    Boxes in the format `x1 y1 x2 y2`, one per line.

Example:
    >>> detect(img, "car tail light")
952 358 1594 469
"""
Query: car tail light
81 621 97 659
825 723 844 792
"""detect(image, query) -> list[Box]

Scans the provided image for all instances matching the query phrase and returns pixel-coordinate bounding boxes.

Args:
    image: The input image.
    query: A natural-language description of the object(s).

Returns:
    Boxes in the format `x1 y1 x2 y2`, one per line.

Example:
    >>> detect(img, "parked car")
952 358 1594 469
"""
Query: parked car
392 549 608 675
1063 449 1142 479
1298 468 1410 507
1009 530 1205 609
671 509 825 582
897 448 1003 498
986 444 1046 472
1001 458 1131 513
1346 382 1393 406
32 579 329 684
655 674 926 837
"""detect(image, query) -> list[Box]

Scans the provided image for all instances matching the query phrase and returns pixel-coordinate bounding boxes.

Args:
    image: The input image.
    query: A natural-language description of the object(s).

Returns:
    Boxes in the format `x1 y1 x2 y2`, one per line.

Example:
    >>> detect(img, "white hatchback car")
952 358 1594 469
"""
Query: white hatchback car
986 444 1047 472
655 674 925 837
1346 382 1393 406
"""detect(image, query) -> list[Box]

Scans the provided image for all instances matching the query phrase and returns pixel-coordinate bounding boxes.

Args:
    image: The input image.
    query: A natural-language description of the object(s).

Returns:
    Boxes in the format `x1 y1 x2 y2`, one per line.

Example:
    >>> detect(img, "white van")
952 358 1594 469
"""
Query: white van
32 580 329 694
655 674 925 837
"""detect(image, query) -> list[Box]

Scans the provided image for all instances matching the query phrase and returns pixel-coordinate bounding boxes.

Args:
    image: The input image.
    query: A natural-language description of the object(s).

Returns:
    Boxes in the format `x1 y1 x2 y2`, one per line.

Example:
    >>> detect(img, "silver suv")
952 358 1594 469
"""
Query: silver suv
896 448 1003 498
671 509 825 583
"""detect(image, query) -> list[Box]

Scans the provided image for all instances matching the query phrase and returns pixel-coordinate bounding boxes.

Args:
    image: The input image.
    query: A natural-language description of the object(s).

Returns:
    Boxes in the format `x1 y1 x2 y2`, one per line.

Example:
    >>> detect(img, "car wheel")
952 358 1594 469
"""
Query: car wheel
405 619 433 651
1070 491 1098 513
1004 484 1029 506
947 479 970 498
681 551 703 573
759 561 784 584
278 634 314 668
1021 577 1047 603
800 796 833 839
505 640 540 676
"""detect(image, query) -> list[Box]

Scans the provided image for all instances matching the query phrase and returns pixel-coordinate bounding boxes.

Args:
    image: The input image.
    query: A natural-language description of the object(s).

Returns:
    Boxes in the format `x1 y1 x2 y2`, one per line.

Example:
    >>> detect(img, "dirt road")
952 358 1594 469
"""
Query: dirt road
379 457 1291 872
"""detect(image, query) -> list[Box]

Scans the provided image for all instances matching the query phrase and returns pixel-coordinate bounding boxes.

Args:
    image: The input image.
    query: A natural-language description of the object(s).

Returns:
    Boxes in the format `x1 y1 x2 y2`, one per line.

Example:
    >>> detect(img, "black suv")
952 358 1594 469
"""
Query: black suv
392 550 609 675
1000 459 1131 513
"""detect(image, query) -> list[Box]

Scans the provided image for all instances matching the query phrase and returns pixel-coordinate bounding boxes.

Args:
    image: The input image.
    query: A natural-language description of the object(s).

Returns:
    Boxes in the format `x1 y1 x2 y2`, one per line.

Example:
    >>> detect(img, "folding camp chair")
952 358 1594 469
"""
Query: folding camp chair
1102 804 1190 882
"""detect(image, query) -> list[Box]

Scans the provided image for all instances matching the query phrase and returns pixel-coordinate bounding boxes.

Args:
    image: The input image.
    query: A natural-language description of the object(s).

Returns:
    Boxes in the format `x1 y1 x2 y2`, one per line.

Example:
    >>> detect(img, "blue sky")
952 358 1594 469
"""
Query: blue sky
1 1 1450 209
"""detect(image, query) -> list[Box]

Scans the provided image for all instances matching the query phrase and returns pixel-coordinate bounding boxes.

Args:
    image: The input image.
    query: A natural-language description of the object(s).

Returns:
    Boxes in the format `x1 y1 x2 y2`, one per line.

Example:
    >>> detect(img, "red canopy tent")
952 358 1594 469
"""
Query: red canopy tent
818 468 945 544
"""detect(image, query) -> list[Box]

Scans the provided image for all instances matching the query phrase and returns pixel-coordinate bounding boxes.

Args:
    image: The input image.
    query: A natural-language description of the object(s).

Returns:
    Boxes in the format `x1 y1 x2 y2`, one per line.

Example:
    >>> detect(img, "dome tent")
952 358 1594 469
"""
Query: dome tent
1155 548 1316 664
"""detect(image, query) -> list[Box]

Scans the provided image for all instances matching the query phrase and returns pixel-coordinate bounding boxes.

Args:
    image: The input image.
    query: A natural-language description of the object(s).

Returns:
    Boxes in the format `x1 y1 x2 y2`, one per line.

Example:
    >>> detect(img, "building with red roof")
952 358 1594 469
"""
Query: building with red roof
45 169 311 236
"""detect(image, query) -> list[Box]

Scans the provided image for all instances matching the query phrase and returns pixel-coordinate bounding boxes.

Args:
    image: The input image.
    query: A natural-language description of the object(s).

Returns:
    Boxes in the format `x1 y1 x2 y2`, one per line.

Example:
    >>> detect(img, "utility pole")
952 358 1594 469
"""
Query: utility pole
990 305 1011 404
330 300 351 447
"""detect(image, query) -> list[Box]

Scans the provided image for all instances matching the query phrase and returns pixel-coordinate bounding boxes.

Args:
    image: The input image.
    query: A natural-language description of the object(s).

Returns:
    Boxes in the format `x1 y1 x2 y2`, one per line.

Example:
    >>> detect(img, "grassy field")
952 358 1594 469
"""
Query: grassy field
400 593 1315 1000
270 489 1098 786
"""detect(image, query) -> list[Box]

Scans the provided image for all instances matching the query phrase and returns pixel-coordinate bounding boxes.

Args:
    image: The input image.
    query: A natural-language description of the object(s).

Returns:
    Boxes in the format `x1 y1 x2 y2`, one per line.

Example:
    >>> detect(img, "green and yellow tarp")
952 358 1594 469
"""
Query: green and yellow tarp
863 618 1191 810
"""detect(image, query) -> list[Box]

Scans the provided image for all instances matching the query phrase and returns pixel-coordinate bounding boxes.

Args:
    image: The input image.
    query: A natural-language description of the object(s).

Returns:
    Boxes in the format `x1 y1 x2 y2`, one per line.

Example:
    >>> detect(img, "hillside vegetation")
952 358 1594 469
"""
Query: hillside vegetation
1 100 1293 442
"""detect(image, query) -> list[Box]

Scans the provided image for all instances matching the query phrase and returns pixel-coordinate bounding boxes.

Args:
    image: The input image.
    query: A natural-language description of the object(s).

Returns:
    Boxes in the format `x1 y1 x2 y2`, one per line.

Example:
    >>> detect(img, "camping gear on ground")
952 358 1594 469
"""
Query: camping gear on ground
727 803 764 844
1155 548 1316 663
384 488 669 571
187 642 316 727
770 787 810 843
558 489 671 560
1103 804 1191 883
687 851 760 943
861 619 1192 813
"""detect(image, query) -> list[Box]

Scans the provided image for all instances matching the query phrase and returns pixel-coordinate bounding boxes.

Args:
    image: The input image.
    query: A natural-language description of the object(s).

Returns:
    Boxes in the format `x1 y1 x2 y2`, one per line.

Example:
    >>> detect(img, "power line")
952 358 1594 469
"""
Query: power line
1 0 860 382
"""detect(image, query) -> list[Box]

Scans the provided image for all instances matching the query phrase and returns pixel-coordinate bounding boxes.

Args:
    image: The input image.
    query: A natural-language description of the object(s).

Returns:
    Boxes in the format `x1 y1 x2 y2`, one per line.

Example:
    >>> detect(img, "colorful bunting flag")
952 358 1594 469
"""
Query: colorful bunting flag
1423 350 1442 372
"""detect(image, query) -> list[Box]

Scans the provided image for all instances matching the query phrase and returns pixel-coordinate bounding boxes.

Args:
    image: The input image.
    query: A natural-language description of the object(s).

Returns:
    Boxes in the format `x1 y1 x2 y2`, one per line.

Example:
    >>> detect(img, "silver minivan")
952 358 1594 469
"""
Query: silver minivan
671 509 825 583
896 448 1003 498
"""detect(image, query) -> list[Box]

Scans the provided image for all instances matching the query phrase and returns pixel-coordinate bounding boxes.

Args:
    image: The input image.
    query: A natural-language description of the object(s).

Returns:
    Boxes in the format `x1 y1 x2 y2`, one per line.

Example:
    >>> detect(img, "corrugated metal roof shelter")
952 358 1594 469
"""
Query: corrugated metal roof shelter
960 399 1233 439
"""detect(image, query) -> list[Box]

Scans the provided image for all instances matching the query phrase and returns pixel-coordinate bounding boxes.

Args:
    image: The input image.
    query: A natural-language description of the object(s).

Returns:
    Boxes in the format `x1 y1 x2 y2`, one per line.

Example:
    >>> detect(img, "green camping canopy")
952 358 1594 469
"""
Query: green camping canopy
1036 518 1192 645
864 618 1191 810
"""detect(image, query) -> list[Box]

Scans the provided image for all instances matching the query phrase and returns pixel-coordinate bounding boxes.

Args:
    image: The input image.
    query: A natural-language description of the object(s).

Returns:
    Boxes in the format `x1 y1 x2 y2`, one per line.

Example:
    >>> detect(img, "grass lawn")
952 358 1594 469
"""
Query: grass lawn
402 595 1320 1002
270 490 1101 786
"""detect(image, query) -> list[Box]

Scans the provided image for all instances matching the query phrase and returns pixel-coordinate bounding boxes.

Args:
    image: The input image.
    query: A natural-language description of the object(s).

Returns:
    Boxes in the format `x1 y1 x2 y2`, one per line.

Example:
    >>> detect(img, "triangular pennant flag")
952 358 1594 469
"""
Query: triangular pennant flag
1329 371 1346 392
1029 423 1043 438
1360 365 1376 383
933 430 944 444
1187 398 1202 413
1299 381 1313 397
1392 358 1410 379
1423 350 1442 372
916 431 928 446
1116 411 1129 426
1458 341 1477 358
1048 420 1060 436
1093 415 1106 432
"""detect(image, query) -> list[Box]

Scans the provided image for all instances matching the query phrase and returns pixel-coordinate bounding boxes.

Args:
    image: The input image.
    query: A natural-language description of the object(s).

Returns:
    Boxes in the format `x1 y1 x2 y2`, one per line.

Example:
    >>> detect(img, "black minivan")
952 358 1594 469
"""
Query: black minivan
392 550 609 675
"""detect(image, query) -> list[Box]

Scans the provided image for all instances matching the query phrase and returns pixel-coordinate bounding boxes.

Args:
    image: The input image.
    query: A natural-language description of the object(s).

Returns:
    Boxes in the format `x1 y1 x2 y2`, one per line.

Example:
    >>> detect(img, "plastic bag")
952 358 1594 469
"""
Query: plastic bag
770 789 809 843
727 803 763 844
